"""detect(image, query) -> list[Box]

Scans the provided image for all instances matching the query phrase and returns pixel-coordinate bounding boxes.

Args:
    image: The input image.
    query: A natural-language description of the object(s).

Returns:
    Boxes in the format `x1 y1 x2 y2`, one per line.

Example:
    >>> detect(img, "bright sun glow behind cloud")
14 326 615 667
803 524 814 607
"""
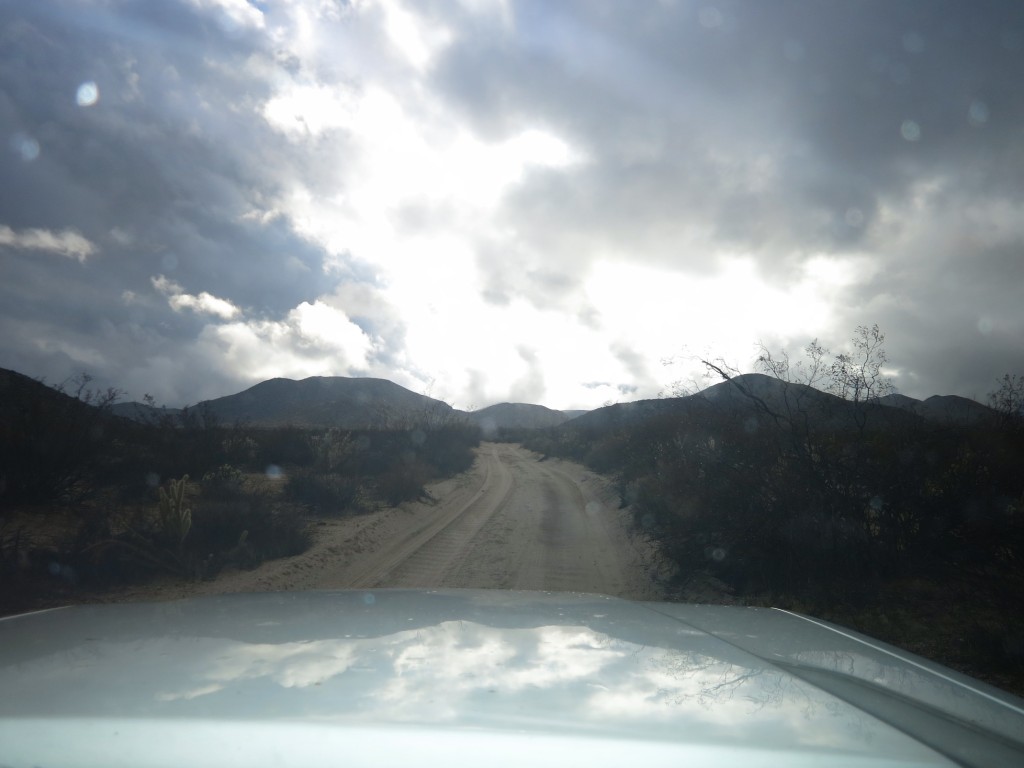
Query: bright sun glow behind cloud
109 0 903 409
2 0 1020 411
244 0 881 408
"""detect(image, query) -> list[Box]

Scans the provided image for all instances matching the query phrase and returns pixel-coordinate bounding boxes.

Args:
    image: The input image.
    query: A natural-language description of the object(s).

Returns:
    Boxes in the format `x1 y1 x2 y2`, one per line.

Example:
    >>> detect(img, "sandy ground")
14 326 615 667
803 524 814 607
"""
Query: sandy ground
105 443 668 604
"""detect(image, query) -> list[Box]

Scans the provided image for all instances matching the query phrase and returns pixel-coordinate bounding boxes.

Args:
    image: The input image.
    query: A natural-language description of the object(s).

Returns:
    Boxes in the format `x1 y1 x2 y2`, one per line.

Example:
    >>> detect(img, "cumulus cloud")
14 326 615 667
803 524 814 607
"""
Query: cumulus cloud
0 225 96 262
152 275 241 320
186 0 265 31
196 300 375 385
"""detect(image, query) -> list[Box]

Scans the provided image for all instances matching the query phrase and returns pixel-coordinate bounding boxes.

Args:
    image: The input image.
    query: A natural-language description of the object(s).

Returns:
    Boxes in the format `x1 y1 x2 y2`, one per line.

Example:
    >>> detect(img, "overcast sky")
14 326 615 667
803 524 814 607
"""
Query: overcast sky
1 0 1021 409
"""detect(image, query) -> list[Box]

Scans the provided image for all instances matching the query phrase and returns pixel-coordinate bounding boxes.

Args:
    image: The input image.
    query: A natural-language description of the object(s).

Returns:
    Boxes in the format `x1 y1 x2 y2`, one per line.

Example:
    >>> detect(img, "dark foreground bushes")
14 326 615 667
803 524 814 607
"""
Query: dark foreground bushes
524 387 1024 690
188 495 311 570
66 477 311 584
1 373 481 599
530 399 1024 598
66 421 480 583
285 470 363 512
279 424 479 513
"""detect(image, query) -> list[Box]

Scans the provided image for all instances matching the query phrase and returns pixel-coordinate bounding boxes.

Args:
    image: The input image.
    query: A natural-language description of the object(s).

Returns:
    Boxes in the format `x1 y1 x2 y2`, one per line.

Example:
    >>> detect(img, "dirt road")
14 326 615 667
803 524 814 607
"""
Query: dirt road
121 443 664 602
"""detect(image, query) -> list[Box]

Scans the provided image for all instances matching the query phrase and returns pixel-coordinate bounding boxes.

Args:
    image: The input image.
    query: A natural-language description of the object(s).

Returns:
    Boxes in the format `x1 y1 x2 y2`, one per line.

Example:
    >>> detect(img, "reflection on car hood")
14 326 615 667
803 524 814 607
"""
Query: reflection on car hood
1 590 1022 767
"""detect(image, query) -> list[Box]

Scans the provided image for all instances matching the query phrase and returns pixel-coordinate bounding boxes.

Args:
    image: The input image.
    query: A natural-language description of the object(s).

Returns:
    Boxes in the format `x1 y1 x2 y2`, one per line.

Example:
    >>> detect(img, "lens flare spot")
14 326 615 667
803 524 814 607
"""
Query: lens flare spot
783 39 804 62
265 464 284 479
900 120 921 141
76 81 99 107
698 6 722 28
161 252 179 271
10 132 40 161
968 101 989 127
844 207 865 227
901 31 925 54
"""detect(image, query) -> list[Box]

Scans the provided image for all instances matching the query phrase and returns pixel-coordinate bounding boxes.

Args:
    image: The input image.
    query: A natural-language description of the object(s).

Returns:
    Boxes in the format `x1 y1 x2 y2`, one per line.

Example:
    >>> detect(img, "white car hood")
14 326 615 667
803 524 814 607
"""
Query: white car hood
0 589 1021 767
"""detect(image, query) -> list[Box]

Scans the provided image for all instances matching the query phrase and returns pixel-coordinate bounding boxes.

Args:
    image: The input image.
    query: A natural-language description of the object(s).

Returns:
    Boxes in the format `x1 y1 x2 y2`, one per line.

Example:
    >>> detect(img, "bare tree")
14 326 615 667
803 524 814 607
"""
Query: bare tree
989 373 1024 428
824 324 895 404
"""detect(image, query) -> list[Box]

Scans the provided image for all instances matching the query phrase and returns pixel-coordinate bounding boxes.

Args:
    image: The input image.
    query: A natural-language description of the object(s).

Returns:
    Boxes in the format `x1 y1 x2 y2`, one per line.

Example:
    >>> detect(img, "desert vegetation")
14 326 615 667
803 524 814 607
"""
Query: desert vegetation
0 369 478 613
525 327 1024 691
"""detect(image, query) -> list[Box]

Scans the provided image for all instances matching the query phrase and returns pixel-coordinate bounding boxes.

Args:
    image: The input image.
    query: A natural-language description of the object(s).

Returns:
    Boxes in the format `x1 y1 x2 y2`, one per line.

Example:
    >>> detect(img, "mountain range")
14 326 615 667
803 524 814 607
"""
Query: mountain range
873 392 996 426
564 373 998 433
11 367 1000 433
109 375 581 430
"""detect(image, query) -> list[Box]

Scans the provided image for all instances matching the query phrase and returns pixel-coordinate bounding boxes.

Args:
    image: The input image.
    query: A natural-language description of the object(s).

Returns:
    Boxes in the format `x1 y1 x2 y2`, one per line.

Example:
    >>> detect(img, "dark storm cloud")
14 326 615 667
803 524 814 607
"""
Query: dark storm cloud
426 0 1024 397
434 0 1023 271
833 195 1024 400
2 1 1021 406
0 1 351 398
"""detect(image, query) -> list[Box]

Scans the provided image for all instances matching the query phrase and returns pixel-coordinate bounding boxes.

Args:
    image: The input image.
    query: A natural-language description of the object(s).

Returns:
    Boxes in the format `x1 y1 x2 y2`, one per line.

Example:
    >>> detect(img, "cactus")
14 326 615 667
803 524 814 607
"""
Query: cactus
158 475 192 545
308 429 354 473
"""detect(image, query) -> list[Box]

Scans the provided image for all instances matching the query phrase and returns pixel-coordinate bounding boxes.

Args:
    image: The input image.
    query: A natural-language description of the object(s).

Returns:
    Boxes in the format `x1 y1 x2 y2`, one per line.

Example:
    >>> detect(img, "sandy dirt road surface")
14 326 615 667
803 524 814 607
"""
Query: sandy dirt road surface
113 443 666 602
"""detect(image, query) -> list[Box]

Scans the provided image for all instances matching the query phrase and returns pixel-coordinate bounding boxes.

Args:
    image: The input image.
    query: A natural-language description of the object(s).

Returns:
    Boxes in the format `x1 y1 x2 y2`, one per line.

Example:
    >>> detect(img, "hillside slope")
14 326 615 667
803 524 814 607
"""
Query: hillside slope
466 402 571 435
199 376 460 428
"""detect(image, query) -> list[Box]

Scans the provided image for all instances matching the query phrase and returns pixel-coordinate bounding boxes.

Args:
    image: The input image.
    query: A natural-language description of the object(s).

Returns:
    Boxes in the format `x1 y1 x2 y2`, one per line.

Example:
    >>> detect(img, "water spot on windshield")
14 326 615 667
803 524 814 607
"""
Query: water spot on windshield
10 132 39 162
265 464 284 479
901 31 925 54
698 6 722 29
900 120 921 141
76 80 99 107
160 252 179 272
968 101 989 127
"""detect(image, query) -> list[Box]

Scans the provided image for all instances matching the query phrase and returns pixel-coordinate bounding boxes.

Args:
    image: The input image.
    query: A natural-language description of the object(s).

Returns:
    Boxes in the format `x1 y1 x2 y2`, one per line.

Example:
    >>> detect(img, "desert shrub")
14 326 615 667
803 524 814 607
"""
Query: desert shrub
188 496 310 572
285 469 362 513
583 434 630 474
308 429 355 473
422 425 479 475
200 464 245 499
0 519 29 577
250 427 316 468
0 373 121 507
375 456 432 505
220 432 260 469
72 477 311 582
537 389 1024 603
